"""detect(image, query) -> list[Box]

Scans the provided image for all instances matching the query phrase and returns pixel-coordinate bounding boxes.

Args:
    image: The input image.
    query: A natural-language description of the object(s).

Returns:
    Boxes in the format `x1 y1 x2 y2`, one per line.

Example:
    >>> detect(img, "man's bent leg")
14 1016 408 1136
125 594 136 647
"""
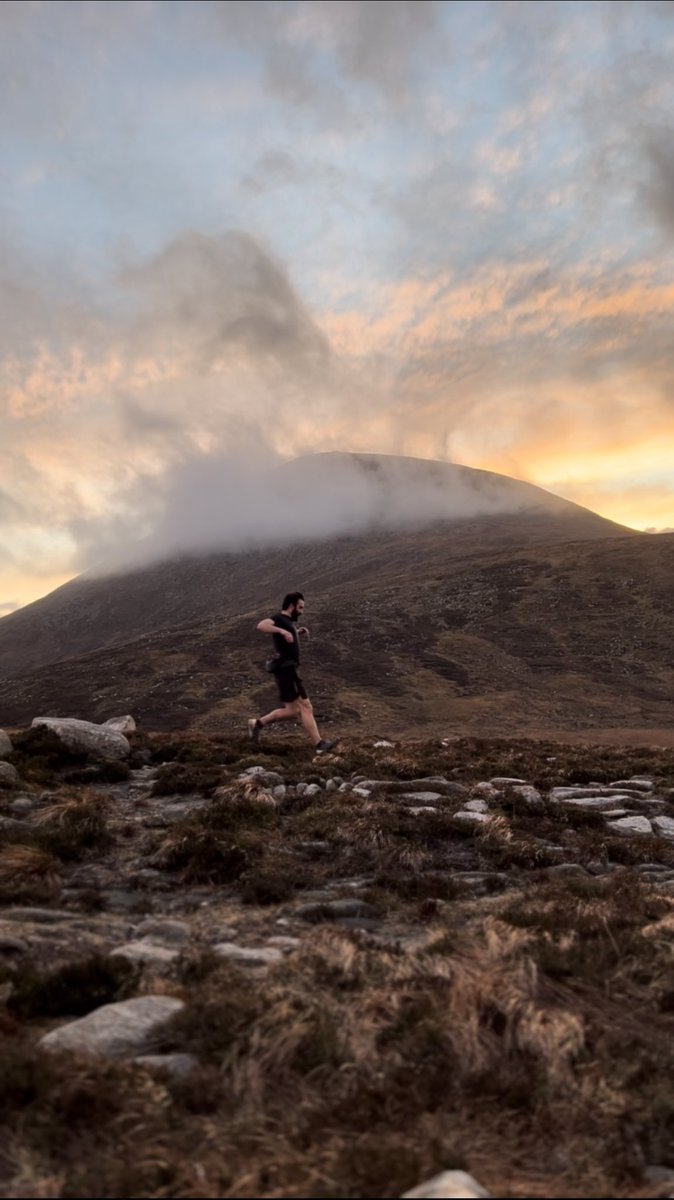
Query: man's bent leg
297 697 321 746
259 701 300 727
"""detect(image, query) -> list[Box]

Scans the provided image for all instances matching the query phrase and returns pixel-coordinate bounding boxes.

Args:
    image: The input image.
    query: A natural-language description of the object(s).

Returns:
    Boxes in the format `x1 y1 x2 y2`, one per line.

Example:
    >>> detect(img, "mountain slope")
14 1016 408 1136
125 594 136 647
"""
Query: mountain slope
0 453 633 679
0 521 671 739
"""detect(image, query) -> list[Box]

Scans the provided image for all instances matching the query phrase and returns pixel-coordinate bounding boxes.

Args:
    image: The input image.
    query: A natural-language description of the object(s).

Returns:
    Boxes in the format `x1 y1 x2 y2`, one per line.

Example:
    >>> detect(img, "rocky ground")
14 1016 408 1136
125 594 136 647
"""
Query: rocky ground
3 722 674 1198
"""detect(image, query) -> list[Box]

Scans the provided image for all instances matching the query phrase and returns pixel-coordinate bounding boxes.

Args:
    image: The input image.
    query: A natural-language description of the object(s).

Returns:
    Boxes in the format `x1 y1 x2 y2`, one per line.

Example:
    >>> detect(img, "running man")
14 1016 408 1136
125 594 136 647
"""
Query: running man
247 591 336 753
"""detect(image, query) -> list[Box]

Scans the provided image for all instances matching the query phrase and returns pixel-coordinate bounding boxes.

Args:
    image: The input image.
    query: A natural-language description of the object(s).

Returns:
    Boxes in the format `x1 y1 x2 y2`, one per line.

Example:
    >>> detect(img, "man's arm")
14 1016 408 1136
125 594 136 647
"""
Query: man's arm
257 618 294 642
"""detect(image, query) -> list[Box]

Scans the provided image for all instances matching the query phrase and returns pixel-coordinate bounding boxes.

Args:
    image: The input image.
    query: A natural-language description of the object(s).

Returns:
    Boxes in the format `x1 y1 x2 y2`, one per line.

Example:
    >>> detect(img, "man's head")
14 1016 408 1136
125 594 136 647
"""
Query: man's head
282 591 305 620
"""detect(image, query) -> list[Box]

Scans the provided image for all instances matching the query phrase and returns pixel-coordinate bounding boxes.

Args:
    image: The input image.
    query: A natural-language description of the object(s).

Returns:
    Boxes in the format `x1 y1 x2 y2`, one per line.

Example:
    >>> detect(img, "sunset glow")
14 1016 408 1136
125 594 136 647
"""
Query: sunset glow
2 0 674 613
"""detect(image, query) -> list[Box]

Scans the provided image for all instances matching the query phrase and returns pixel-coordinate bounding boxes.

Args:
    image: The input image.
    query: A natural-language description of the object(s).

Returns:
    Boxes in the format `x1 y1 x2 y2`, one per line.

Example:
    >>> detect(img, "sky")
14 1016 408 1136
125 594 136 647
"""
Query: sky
2 0 674 614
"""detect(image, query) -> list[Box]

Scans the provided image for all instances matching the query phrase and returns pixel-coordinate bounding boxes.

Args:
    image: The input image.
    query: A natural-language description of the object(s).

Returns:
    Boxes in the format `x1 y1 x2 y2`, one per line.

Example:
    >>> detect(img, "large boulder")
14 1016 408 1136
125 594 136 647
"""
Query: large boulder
0 730 12 758
38 995 184 1059
31 717 130 761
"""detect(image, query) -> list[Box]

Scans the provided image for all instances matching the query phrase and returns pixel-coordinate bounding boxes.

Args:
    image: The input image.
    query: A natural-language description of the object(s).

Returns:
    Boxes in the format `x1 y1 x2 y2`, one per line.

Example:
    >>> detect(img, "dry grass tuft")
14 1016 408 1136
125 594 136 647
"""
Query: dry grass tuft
0 843 61 904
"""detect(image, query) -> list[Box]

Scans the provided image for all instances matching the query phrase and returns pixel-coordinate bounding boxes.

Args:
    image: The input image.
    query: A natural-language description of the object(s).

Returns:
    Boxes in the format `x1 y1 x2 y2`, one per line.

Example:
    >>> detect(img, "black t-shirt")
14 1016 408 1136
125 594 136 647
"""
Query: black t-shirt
271 612 300 665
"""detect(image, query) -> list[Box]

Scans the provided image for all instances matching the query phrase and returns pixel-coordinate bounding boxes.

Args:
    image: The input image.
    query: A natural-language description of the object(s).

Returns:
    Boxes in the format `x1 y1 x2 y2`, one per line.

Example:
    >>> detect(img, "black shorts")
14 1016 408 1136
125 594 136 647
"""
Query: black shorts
276 664 308 704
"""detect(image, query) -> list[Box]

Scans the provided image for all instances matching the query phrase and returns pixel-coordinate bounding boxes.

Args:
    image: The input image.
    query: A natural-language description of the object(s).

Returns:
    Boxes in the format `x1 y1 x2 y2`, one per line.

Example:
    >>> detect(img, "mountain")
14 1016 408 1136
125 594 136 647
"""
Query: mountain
2 452 672 738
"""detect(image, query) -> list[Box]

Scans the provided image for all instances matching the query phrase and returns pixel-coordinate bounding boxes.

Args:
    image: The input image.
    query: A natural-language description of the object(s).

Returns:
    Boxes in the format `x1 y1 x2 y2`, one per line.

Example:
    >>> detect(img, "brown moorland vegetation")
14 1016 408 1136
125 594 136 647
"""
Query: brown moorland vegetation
2 731 674 1197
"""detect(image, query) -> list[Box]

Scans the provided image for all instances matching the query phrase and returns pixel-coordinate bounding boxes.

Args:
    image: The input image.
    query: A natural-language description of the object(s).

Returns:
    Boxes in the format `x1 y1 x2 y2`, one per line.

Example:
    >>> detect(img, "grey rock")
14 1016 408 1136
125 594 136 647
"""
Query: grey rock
111 941 179 969
402 1168 490 1198
489 777 527 786
452 810 492 825
296 782 308 796
472 782 499 799
266 935 301 950
31 717 130 761
556 796 630 811
0 816 31 834
359 778 466 797
607 815 652 836
213 942 282 967
409 806 438 814
338 782 352 792
352 787 372 799
464 799 490 813
134 918 191 945
513 785 543 807
296 898 378 922
8 796 38 815
272 784 287 799
3 907 77 924
104 715 137 734
0 934 29 953
39 995 184 1058
0 762 20 788
0 730 13 758
546 863 589 878
305 784 322 798
401 791 443 804
241 766 283 786
613 777 654 790
652 815 674 840
133 1052 197 1078
325 779 338 793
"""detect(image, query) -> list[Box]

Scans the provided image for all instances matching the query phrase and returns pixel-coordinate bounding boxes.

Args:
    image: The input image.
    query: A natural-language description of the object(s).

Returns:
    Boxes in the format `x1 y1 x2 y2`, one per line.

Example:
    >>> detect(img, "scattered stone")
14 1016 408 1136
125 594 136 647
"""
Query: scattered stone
4 907 77 924
550 787 637 800
104 715 137 734
266 935 301 950
305 784 322 797
464 799 490 813
134 918 191 945
556 796 630 811
489 777 527 786
325 779 338 792
31 717 130 761
359 778 466 797
0 934 29 953
39 995 184 1059
374 740 395 748
399 791 443 805
0 762 20 787
409 806 438 815
606 815 652 836
272 784 287 799
513 785 544 807
402 1168 490 1199
0 816 32 835
295 898 378 922
111 941 179 969
133 1052 197 1077
0 730 12 758
338 782 352 792
652 815 674 840
352 787 372 799
213 942 282 967
546 863 589 879
8 795 38 815
452 810 492 825
241 766 283 786
472 782 499 799
614 777 654 790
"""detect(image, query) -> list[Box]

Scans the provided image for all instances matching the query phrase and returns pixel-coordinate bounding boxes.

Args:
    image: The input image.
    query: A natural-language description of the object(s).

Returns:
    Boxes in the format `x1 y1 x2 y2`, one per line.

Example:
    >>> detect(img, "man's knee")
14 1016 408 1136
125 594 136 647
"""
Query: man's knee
298 696 313 712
